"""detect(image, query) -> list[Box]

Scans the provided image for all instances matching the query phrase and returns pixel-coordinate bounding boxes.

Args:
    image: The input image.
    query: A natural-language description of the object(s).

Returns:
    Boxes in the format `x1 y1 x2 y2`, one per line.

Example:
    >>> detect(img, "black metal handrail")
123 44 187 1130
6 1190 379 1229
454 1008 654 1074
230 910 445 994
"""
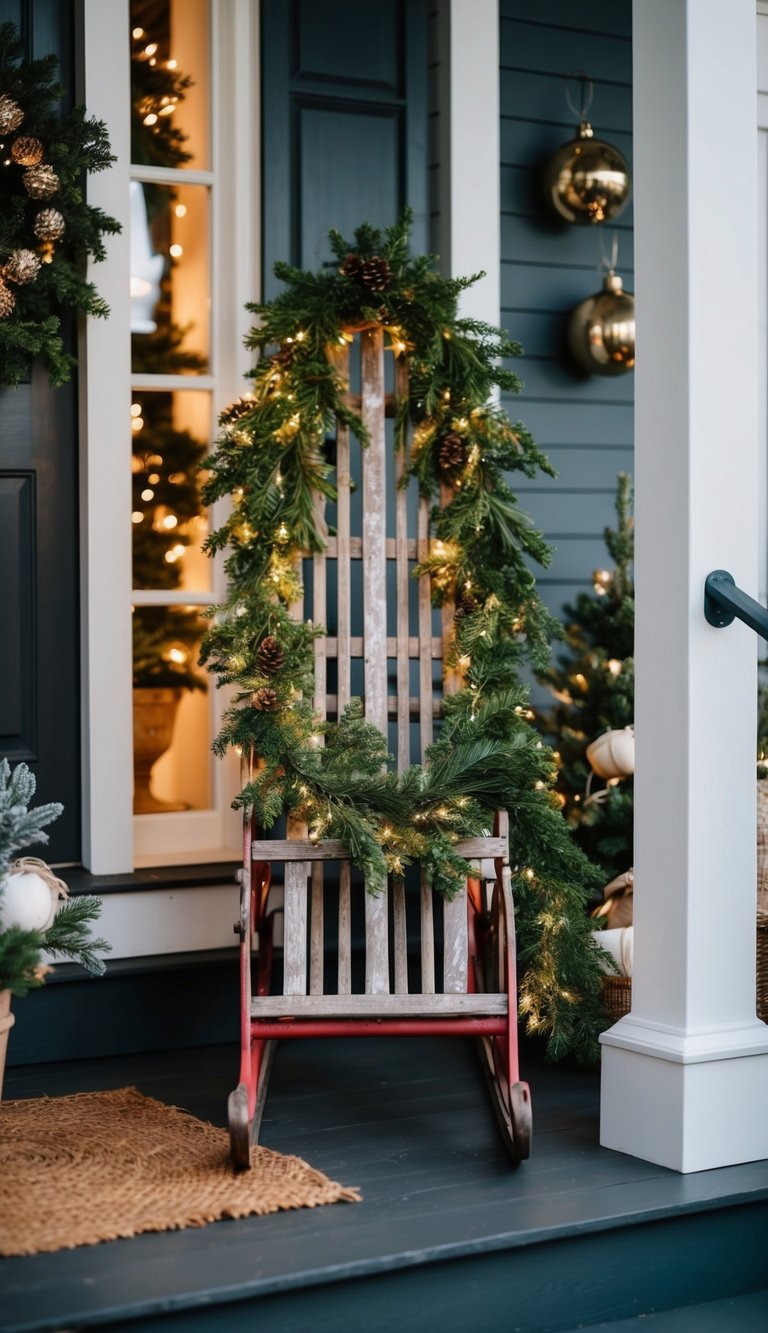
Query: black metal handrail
704 570 768 637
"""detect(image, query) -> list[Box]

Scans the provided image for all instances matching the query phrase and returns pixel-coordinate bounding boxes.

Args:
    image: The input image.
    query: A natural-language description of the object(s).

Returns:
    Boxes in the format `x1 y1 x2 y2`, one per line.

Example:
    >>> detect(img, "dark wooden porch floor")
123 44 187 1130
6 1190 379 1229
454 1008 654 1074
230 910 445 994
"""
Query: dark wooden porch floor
2 1037 768 1332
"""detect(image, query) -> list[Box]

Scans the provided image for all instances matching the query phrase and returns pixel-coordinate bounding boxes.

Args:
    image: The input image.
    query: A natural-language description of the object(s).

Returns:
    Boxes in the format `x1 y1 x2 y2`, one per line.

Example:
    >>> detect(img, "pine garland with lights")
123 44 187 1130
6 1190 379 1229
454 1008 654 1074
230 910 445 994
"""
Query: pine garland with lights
0 759 109 996
0 22 120 386
202 213 606 1060
538 474 634 880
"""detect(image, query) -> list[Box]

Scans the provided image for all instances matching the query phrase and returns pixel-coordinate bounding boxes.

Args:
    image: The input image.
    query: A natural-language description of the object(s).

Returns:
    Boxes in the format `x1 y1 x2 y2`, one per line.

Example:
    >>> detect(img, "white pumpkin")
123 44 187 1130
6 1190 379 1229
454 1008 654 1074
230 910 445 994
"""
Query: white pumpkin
0 870 59 933
586 725 635 779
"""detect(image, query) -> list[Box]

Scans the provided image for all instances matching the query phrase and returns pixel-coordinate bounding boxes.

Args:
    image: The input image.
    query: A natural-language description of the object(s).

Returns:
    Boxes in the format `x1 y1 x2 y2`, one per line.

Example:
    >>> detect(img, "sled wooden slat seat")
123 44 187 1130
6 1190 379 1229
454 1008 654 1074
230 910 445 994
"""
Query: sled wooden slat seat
250 994 509 1019
228 327 532 1170
249 837 509 862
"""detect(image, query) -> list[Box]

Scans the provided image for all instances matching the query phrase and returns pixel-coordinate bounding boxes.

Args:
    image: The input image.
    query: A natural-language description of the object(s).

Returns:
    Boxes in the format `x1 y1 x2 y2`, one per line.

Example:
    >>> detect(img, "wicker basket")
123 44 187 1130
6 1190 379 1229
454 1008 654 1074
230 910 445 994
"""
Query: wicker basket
601 975 632 1022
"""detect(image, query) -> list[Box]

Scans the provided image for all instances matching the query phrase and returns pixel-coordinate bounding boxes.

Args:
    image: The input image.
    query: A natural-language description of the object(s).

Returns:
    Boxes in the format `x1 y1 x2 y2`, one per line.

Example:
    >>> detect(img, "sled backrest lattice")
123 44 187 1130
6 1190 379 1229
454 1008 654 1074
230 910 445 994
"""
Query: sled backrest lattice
264 326 505 1002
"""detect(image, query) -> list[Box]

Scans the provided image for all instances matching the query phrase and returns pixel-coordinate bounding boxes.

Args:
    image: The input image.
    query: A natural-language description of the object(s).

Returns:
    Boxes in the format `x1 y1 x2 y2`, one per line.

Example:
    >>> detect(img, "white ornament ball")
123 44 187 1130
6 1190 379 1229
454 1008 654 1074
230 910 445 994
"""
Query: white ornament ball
586 726 635 779
0 870 59 933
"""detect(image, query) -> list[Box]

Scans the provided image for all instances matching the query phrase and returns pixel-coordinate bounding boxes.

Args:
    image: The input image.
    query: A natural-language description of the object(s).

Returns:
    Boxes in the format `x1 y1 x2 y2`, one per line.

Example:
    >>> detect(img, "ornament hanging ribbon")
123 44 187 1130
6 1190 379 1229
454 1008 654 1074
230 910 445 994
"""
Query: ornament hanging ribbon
8 857 69 904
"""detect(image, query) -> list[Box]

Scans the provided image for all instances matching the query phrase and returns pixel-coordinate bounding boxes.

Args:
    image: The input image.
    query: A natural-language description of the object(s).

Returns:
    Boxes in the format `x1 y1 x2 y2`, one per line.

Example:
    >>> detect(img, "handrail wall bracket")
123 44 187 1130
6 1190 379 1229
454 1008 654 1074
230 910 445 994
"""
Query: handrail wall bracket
704 569 768 638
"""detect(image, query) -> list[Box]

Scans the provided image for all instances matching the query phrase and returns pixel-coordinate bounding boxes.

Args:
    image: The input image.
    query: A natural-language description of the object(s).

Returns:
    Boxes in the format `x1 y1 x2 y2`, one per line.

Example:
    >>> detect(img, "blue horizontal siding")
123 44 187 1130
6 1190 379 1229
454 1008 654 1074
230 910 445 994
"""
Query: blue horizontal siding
500 0 634 627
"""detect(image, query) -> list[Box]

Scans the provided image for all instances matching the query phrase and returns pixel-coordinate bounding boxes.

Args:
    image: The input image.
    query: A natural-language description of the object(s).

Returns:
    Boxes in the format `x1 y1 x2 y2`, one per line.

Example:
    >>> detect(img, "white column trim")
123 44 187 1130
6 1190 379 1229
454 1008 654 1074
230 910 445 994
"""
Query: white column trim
80 0 133 873
600 0 768 1174
436 0 500 327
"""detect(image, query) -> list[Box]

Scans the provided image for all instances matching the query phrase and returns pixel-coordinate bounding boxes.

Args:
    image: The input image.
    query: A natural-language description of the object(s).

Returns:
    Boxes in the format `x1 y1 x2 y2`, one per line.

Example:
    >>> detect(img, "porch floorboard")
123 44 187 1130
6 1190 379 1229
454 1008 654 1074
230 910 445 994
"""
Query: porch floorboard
2 1038 768 1332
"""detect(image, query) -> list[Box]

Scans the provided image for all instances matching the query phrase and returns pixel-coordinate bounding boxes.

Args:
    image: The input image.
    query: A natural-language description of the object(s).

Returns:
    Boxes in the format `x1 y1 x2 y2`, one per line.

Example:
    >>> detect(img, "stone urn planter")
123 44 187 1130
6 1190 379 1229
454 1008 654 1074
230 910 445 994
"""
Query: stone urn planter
132 686 187 813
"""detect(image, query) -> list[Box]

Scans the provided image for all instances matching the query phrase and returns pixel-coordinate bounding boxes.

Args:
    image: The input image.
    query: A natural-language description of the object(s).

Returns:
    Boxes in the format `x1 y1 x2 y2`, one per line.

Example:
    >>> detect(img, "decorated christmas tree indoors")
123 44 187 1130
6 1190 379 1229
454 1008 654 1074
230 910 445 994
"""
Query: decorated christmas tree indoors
201 213 609 1061
538 473 635 882
128 13 207 810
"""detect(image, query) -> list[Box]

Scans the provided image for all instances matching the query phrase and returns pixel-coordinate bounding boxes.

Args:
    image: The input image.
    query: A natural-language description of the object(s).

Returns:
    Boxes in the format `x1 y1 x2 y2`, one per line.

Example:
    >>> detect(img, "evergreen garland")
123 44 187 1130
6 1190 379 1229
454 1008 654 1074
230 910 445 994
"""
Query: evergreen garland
202 214 606 1060
538 474 635 880
0 22 120 386
0 759 109 996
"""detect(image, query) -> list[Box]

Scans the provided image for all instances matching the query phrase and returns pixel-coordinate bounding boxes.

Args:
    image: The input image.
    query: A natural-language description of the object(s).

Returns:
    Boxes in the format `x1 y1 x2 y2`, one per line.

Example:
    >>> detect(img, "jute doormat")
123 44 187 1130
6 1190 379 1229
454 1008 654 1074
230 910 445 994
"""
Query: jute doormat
0 1086 360 1257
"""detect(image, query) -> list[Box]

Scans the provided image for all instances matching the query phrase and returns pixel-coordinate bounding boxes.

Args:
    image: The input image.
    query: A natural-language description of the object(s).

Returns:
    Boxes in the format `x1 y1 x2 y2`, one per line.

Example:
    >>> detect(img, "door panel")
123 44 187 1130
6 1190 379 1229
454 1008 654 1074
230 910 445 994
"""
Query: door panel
262 0 427 297
0 0 80 861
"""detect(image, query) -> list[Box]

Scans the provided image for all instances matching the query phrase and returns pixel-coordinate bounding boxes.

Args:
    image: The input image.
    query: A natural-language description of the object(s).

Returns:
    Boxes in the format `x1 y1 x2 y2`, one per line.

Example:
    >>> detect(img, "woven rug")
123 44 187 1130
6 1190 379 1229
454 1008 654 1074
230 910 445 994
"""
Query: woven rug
0 1086 360 1257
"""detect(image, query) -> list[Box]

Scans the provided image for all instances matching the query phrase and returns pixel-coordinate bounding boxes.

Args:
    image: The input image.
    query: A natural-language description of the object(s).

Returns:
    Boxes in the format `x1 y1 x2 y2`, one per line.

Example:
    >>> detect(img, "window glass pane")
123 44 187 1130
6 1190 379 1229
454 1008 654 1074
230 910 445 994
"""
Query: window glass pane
132 616 211 812
130 0 210 170
131 390 211 592
131 181 210 373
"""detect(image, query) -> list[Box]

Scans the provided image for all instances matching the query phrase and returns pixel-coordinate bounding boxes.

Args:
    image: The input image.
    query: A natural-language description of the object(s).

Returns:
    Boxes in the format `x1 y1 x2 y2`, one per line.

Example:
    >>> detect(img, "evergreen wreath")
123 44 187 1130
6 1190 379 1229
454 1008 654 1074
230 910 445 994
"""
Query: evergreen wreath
202 213 607 1060
0 22 120 387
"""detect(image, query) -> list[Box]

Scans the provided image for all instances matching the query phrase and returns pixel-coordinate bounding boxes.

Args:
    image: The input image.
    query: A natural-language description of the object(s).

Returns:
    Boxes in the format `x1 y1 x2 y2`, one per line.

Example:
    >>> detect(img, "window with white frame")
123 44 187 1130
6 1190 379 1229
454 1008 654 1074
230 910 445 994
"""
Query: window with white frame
82 0 258 874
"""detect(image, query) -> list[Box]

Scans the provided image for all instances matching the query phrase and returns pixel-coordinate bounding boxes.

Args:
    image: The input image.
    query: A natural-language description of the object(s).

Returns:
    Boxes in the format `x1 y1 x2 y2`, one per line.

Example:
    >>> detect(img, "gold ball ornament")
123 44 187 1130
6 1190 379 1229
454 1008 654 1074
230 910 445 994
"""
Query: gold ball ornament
23 163 59 199
33 207 65 243
10 134 44 166
0 93 24 134
542 121 631 225
4 248 41 285
567 271 635 377
0 278 16 318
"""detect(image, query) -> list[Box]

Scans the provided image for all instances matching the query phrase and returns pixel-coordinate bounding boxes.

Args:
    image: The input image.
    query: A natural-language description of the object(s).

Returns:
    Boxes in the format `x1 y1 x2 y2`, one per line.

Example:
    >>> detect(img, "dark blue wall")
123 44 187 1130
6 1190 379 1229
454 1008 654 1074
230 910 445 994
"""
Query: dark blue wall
499 0 633 620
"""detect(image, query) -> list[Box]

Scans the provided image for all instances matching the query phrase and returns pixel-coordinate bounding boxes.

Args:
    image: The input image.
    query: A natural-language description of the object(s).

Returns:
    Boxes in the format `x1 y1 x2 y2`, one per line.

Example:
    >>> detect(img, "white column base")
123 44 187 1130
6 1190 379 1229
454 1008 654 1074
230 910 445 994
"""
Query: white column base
601 1019 768 1172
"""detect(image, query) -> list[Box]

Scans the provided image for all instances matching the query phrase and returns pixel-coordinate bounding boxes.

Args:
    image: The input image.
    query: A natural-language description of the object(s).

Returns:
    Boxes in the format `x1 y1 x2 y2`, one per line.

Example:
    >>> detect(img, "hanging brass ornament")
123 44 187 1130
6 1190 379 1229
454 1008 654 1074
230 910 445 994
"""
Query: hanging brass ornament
542 120 631 225
567 270 635 376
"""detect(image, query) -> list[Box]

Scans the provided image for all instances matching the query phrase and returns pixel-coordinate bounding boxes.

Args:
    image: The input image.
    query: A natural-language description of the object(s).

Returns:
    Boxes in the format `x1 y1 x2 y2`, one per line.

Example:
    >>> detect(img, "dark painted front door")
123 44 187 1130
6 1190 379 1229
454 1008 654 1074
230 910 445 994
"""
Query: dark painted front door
261 0 427 297
0 0 80 862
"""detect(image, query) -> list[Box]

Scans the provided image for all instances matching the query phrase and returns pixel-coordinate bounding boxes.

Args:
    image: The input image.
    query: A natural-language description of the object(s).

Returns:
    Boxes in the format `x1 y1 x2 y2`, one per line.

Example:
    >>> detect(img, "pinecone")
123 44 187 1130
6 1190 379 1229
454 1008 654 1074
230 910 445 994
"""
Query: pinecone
0 279 16 319
219 396 254 426
0 94 24 134
439 433 467 472
272 344 295 370
256 635 285 676
339 252 362 280
251 686 279 712
454 591 479 622
360 256 391 292
23 164 59 200
4 248 41 285
11 135 44 166
34 207 65 242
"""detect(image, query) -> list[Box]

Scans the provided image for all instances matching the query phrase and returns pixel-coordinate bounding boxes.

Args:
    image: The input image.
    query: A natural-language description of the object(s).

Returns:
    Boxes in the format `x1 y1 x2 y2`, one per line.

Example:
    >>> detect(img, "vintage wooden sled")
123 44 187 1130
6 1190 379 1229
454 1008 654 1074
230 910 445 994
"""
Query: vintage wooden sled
228 329 532 1167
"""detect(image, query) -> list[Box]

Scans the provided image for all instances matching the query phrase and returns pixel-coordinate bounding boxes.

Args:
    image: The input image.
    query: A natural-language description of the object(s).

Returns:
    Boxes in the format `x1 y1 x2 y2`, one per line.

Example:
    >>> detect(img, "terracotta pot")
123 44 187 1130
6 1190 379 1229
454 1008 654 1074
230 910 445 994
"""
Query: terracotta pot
132 687 187 814
0 988 15 1101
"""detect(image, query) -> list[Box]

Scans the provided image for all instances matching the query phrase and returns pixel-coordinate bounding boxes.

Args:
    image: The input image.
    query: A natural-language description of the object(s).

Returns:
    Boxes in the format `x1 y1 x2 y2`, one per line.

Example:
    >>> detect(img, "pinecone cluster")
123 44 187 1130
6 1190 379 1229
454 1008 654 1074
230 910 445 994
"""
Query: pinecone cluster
0 88 65 269
438 433 467 473
256 635 285 676
3 249 41 285
251 686 279 712
339 252 392 293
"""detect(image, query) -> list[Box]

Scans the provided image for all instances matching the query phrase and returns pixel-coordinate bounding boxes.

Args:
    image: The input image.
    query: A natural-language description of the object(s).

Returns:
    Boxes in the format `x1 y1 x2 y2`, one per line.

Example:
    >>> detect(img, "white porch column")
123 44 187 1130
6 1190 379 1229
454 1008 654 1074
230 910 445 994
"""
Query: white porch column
435 0 500 325
600 0 768 1172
